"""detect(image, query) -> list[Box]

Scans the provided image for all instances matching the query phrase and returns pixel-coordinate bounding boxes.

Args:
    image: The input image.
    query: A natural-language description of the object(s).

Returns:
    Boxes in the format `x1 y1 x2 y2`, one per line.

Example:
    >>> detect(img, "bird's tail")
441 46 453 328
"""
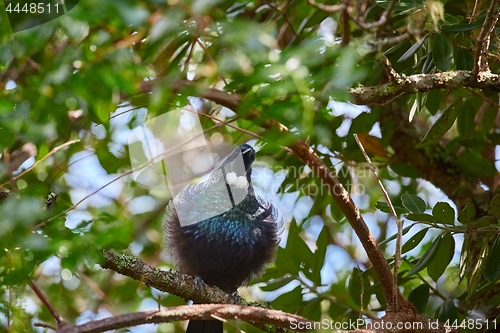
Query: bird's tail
186 319 223 333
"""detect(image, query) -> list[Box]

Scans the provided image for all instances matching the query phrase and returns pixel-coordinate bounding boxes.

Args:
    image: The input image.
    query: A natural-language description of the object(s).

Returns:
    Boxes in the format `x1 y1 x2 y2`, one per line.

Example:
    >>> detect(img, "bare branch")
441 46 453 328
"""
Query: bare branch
307 0 345 13
54 305 313 333
341 0 350 46
472 0 500 75
350 70 500 105
2 142 38 174
34 322 58 330
366 32 414 52
354 0 398 30
29 281 67 327
100 250 239 305
0 140 80 190
354 134 403 311
137 70 500 110
98 251 314 333
288 141 410 312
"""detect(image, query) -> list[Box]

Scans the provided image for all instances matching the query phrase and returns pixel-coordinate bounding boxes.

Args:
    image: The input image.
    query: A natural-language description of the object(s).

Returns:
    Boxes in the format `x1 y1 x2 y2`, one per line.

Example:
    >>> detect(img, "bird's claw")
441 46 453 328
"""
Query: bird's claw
230 291 242 304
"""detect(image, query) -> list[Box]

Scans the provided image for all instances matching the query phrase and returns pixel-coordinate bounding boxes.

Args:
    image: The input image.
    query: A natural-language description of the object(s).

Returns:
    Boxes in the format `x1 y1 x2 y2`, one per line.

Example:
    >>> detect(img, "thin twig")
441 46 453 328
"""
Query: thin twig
269 3 301 47
34 322 58 330
371 31 413 51
355 0 397 30
195 39 229 85
109 104 148 119
307 0 345 13
75 271 107 300
0 140 80 189
354 134 402 311
184 39 196 72
465 89 500 108
195 112 262 140
29 281 66 326
340 0 350 46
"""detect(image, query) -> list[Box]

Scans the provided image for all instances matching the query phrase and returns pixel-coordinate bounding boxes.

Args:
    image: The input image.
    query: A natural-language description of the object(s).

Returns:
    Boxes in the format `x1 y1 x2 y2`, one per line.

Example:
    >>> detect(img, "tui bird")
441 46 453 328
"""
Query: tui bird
163 144 281 333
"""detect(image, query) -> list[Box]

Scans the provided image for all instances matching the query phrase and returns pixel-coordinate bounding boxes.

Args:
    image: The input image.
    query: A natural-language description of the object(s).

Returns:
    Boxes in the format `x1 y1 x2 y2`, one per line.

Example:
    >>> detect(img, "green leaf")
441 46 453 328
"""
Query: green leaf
456 100 476 138
419 99 461 148
402 228 429 254
441 18 485 32
285 221 314 276
427 233 455 281
432 202 455 225
377 0 423 15
401 193 426 213
467 215 497 229
436 298 459 323
406 213 435 222
458 202 476 225
425 89 441 115
490 194 500 219
330 201 344 221
349 267 362 305
328 301 348 320
310 227 329 285
467 242 488 300
259 275 296 291
398 35 428 62
484 235 500 283
459 233 471 281
375 201 408 215
456 48 473 70
422 53 435 74
380 224 415 245
271 285 303 311
408 284 429 313
349 267 371 307
390 162 422 178
300 297 323 321
406 235 442 276
457 150 498 177
0 127 15 150
432 33 454 71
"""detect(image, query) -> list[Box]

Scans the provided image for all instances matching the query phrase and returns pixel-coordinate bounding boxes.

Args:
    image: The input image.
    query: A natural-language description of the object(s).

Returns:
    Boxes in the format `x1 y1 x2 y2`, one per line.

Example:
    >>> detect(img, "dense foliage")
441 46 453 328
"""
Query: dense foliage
0 0 499 332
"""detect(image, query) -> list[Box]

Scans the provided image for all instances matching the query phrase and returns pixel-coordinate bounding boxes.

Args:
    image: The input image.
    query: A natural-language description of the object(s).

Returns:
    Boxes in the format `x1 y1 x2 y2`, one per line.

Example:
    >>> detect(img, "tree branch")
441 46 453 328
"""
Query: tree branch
99 251 314 332
100 250 239 305
54 304 313 333
139 71 500 109
353 0 397 30
29 281 67 328
287 141 410 312
350 71 500 105
472 0 500 76
307 0 345 13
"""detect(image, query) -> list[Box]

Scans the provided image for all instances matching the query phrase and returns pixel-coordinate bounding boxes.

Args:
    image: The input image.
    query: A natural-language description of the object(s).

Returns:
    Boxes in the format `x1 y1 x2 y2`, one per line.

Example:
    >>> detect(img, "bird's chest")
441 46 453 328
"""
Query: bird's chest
188 214 262 247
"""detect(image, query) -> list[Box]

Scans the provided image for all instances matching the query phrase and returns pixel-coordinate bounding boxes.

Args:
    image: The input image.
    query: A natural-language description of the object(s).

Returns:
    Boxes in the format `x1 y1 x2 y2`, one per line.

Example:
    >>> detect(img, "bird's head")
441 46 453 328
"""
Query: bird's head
217 144 256 192
239 144 255 172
